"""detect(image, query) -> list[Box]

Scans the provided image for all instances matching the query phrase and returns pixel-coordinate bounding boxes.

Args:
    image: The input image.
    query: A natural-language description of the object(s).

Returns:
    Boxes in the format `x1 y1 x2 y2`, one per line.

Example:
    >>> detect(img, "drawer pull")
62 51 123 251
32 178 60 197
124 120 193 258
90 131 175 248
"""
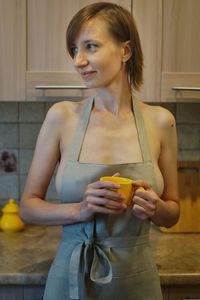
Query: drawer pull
172 86 200 91
35 85 87 90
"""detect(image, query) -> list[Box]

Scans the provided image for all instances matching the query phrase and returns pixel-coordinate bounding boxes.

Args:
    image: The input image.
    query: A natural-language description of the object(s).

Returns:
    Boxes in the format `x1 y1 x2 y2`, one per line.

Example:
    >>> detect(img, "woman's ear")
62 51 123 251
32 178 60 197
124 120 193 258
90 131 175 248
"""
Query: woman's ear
122 40 132 63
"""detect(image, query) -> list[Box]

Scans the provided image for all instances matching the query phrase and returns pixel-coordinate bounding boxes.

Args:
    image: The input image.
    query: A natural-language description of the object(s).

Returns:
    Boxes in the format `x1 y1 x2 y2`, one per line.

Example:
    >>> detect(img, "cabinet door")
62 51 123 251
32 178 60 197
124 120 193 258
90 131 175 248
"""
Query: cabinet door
27 0 131 101
132 0 162 102
24 285 45 300
0 285 23 300
161 0 200 102
162 286 169 300
168 286 200 300
0 0 26 101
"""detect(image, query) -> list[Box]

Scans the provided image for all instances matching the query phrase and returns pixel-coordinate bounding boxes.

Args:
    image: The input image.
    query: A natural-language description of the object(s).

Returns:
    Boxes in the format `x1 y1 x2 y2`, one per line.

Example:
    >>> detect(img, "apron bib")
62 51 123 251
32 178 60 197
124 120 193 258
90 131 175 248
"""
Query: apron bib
43 97 163 300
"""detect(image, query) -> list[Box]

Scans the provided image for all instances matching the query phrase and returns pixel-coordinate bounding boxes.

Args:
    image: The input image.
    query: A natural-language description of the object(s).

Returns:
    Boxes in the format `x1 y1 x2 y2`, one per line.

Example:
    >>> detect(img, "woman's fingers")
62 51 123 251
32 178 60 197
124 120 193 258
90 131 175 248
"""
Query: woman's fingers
132 187 159 219
133 196 156 216
112 172 121 177
132 204 149 220
84 179 127 213
88 180 120 190
87 203 126 215
132 179 151 190
86 187 124 201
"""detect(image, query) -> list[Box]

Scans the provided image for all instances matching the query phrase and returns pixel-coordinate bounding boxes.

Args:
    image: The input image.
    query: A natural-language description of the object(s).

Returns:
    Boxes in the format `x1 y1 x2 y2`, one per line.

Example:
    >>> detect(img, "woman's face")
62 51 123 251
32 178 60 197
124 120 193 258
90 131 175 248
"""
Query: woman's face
72 17 126 89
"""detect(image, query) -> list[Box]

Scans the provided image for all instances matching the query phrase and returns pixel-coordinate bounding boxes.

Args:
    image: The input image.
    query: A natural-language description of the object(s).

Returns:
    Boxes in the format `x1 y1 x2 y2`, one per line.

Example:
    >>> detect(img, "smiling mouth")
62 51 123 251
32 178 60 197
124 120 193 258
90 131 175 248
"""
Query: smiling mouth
80 71 96 78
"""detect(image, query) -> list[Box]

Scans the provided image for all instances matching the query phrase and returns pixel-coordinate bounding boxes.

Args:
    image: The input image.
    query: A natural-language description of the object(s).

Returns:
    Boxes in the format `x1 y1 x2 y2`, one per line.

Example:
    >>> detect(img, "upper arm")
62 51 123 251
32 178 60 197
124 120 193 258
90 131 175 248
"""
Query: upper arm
157 108 179 202
22 104 63 201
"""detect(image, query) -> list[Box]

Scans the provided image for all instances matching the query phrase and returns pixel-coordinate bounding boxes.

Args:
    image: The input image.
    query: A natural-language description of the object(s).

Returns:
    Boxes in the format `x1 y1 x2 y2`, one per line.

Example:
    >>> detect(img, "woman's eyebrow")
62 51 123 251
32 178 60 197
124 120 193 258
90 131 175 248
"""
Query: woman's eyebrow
83 39 99 44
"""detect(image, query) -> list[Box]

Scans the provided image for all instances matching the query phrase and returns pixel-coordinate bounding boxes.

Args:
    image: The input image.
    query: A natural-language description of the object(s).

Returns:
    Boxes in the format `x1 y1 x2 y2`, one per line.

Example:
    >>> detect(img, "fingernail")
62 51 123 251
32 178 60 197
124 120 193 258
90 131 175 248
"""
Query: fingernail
138 187 144 190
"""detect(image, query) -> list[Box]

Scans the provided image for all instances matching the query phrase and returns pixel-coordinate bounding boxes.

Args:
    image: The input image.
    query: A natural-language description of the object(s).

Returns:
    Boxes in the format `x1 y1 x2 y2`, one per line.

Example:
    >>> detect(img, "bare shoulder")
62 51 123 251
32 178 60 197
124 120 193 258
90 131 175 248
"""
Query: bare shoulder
41 99 90 152
45 100 86 124
138 100 176 131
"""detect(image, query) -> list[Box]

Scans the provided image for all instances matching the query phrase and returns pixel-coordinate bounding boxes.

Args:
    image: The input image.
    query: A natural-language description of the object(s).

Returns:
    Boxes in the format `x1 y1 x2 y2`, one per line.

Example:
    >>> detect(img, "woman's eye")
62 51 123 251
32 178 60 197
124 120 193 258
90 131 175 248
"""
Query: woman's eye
71 47 78 56
87 43 97 50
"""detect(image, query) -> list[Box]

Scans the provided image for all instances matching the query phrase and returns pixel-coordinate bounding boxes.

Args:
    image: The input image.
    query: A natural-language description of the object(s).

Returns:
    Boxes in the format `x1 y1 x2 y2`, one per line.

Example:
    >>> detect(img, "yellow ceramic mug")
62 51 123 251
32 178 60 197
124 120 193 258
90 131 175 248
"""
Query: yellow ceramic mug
100 176 134 208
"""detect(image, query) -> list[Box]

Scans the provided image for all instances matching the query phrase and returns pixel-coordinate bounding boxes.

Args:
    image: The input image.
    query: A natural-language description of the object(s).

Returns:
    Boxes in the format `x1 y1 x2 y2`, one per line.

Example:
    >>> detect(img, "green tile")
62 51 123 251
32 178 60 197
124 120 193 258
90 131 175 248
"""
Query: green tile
19 102 45 122
0 102 18 122
0 124 18 148
19 123 41 149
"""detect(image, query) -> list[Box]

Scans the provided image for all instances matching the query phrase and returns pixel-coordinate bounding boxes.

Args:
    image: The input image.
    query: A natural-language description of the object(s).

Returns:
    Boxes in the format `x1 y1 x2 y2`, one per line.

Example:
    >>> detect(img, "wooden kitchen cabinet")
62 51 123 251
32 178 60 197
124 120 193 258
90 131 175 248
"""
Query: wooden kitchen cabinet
162 286 169 300
168 286 200 300
132 0 162 102
133 0 200 102
0 285 23 300
0 0 26 101
161 0 200 102
0 285 44 300
0 0 131 102
26 0 131 101
1 0 200 102
24 285 44 300
161 286 200 300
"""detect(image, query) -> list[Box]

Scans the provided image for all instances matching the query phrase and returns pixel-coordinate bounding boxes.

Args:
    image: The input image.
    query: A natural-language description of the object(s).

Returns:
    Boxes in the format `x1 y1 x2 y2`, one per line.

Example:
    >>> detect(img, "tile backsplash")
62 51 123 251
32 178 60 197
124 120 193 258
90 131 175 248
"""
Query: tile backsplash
0 102 57 205
0 101 199 205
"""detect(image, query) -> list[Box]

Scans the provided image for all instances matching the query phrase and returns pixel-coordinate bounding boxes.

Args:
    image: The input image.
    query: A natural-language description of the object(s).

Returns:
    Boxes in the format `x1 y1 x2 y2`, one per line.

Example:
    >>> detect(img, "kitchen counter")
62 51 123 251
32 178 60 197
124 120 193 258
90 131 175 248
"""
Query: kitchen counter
0 224 200 286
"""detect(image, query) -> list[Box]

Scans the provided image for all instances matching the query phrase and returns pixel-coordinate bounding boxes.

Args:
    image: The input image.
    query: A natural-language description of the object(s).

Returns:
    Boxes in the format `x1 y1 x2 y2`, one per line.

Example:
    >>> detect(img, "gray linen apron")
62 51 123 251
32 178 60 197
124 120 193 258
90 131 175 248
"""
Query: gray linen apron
43 97 163 300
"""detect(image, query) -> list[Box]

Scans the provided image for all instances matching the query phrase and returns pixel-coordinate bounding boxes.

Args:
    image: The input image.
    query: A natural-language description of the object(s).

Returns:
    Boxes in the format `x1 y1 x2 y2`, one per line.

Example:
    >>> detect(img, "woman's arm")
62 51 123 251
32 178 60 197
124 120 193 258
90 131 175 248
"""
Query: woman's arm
20 104 126 226
20 103 88 226
19 103 74 225
132 108 180 227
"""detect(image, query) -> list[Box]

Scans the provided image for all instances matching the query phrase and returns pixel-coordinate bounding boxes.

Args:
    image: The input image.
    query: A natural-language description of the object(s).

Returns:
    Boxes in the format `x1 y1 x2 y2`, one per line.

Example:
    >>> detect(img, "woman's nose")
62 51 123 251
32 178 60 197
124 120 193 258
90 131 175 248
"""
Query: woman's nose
74 50 88 68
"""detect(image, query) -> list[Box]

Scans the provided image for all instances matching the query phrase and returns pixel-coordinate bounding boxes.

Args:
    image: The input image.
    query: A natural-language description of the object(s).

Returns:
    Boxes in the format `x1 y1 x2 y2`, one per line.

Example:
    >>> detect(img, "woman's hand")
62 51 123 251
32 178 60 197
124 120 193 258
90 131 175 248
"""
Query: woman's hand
78 176 127 222
131 180 160 220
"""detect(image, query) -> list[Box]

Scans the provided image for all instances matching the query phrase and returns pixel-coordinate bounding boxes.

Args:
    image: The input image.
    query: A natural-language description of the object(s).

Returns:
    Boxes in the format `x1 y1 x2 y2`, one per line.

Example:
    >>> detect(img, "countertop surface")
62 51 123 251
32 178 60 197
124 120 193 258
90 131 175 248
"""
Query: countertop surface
0 225 200 286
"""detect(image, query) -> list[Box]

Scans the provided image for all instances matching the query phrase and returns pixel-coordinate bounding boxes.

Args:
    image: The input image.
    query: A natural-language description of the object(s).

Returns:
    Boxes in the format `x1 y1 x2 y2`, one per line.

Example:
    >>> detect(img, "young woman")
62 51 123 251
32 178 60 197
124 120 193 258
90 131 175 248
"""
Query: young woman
20 2 179 299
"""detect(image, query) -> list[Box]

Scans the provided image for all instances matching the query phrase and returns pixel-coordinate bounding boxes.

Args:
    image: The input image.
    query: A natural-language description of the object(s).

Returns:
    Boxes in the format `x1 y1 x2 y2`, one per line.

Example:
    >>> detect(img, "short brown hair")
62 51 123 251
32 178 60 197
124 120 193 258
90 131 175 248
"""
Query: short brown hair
66 2 143 91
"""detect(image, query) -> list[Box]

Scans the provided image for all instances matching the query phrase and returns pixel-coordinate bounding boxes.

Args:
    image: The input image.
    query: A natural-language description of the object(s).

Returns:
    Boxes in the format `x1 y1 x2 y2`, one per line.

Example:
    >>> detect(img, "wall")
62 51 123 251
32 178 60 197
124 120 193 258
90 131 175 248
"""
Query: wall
0 101 200 206
0 102 57 206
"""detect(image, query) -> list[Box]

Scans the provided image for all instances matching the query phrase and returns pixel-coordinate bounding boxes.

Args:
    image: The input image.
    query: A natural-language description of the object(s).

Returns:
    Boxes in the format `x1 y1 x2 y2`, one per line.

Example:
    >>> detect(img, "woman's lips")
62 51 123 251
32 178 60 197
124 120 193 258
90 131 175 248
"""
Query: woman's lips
80 71 96 79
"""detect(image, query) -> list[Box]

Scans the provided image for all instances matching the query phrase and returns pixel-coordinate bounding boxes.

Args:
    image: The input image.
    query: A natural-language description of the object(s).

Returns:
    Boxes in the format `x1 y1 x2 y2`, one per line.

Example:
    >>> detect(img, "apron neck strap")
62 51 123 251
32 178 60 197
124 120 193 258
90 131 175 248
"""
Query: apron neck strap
132 96 152 163
69 95 153 163
69 97 94 162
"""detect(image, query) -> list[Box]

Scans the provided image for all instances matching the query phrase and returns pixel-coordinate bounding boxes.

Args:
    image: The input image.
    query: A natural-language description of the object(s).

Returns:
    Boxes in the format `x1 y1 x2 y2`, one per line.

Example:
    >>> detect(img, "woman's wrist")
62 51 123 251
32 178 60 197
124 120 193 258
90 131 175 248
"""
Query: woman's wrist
150 198 179 227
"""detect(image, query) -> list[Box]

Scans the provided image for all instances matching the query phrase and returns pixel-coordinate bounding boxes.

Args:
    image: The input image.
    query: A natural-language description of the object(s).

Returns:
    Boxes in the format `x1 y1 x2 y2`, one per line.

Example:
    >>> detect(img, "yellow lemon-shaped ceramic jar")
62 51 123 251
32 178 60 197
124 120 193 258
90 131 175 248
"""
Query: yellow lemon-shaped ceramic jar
0 198 25 233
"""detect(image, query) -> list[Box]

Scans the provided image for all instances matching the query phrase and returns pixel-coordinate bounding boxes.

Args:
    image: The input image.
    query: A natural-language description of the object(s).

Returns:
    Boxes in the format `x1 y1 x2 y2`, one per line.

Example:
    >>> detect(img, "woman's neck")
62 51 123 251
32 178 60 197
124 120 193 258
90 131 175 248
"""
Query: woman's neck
93 83 132 115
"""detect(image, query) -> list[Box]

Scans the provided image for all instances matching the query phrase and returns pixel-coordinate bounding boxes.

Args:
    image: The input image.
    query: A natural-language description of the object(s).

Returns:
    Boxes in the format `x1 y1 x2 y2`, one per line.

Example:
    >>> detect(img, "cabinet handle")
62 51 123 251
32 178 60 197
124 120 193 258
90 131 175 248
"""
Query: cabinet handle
172 86 200 91
35 85 87 90
35 85 88 101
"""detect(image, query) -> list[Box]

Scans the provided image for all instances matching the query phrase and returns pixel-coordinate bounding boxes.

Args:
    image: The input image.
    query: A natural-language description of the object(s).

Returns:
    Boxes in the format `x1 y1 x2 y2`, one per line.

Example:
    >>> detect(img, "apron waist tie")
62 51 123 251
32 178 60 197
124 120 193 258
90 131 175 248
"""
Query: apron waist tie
68 235 149 300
